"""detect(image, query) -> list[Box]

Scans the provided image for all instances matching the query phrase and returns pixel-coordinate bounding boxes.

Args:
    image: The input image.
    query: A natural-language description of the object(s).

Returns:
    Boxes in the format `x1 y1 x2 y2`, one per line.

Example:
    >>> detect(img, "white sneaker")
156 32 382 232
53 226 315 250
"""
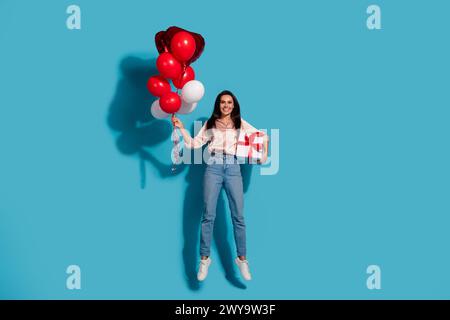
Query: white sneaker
235 258 252 281
197 258 211 281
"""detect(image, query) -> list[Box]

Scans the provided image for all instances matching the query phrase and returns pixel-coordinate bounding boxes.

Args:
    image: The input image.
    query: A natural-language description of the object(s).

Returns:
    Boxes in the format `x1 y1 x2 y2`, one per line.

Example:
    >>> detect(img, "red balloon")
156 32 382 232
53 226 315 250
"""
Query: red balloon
173 66 195 89
171 31 196 62
155 26 205 66
156 52 182 79
147 75 171 97
159 92 181 114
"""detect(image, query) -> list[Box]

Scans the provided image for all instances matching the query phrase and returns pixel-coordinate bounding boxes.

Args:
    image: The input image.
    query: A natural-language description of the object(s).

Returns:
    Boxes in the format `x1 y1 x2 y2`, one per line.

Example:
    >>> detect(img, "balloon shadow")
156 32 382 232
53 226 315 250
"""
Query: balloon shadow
107 55 175 188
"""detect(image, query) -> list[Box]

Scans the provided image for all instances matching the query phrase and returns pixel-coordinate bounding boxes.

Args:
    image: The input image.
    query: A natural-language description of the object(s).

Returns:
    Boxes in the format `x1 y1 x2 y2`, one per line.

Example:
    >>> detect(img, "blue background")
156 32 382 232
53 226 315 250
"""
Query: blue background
1 0 449 299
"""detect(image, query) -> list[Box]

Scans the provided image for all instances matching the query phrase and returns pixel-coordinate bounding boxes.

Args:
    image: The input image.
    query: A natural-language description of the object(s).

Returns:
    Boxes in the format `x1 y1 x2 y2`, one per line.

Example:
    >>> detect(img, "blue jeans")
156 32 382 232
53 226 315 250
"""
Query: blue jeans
200 154 246 257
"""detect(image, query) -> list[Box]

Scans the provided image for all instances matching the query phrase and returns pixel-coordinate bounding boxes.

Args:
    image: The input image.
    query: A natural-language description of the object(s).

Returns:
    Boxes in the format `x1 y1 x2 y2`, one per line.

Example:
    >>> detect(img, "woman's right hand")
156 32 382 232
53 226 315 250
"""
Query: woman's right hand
171 114 184 129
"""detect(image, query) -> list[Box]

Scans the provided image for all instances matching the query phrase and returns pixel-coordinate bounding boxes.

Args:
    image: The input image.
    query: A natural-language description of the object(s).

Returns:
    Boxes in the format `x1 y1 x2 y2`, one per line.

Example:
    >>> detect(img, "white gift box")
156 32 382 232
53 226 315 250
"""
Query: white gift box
236 130 264 163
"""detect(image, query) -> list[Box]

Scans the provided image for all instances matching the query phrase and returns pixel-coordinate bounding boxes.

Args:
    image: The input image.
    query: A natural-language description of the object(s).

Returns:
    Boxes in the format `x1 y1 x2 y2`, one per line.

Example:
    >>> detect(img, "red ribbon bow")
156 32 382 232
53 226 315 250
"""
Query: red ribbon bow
237 131 264 160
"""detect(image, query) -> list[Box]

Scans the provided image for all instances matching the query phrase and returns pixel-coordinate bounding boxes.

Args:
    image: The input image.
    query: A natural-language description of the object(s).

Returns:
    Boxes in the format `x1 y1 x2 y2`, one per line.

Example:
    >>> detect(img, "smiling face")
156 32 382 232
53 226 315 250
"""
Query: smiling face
219 94 234 117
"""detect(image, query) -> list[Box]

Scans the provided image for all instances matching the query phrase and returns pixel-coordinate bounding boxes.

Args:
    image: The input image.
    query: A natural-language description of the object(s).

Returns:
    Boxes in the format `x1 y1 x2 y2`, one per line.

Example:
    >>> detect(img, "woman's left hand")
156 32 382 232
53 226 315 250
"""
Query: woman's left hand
259 137 269 164
259 153 268 164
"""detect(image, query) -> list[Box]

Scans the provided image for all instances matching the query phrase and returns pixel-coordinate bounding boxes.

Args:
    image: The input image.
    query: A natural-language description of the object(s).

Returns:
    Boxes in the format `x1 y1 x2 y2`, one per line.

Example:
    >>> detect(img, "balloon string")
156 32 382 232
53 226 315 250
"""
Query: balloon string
171 120 180 172
171 66 186 172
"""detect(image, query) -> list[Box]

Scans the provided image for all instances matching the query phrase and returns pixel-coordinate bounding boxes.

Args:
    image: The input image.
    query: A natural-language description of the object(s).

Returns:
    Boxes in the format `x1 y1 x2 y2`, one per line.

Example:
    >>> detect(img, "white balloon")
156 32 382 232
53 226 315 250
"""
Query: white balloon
150 100 169 119
177 101 198 114
181 80 205 104
186 102 198 113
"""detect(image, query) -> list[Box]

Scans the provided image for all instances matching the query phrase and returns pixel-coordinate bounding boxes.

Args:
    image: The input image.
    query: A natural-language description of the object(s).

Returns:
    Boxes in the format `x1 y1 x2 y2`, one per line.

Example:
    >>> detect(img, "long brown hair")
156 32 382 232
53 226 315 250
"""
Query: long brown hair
206 90 242 130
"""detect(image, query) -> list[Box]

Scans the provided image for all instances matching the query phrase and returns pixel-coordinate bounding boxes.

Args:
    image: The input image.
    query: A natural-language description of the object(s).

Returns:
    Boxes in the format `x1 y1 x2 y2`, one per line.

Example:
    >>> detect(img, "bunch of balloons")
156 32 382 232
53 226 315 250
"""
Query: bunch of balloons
147 26 206 119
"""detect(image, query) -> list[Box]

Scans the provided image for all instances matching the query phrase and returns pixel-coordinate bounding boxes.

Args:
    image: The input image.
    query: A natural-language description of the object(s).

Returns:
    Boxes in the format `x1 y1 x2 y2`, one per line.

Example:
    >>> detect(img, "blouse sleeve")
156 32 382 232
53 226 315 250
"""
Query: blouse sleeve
183 122 211 149
241 119 268 141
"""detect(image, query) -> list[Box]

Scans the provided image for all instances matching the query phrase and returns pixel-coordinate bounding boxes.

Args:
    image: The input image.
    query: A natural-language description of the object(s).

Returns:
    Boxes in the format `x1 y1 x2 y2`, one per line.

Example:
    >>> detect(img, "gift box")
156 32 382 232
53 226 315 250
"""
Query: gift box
236 130 264 163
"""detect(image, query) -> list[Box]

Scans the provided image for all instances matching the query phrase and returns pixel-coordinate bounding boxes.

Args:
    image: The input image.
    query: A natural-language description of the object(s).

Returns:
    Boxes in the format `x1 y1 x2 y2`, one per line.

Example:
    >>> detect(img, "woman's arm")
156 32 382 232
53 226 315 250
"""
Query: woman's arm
261 135 269 164
172 115 210 149
241 119 269 164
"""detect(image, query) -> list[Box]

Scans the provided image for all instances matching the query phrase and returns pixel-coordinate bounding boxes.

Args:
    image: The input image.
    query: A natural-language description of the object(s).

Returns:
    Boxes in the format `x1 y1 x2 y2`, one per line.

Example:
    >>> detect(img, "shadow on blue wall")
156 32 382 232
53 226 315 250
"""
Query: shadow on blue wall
107 56 172 188
107 56 253 291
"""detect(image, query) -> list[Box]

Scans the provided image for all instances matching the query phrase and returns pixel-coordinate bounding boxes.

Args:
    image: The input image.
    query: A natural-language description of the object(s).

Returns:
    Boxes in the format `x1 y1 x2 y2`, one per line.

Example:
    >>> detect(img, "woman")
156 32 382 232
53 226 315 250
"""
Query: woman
172 90 269 281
